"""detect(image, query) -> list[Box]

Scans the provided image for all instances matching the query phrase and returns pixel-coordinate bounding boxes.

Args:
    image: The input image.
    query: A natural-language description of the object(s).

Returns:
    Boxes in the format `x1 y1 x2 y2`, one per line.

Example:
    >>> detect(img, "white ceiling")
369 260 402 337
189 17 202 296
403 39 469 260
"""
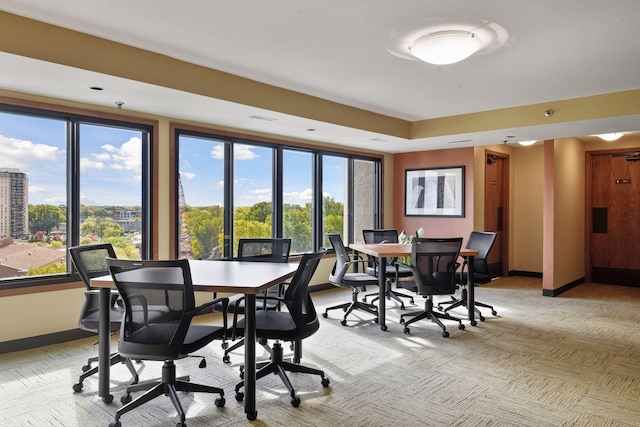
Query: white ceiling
1 0 640 152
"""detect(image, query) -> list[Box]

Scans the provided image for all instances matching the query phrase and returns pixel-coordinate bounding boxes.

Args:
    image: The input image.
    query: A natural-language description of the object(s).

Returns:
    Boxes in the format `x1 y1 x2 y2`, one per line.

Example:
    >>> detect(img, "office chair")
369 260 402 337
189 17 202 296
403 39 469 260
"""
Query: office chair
438 231 498 321
398 237 466 337
233 250 330 407
322 233 379 325
68 243 139 398
361 229 414 309
106 258 228 427
213 238 291 362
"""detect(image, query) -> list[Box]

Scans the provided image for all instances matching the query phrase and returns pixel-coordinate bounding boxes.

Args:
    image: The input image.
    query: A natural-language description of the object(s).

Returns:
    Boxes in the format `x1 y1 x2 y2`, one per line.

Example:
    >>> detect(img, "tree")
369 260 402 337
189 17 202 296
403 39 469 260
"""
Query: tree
29 204 65 236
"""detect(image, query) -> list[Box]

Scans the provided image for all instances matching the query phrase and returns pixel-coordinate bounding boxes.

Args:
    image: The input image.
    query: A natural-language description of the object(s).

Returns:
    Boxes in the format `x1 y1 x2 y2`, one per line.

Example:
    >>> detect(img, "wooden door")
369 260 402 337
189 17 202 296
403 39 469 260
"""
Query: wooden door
589 151 640 285
485 151 509 277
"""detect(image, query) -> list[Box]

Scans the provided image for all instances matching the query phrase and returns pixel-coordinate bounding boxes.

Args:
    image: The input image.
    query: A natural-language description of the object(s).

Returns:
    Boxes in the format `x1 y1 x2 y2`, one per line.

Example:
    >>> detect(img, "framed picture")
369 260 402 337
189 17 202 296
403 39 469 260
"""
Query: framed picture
404 166 464 217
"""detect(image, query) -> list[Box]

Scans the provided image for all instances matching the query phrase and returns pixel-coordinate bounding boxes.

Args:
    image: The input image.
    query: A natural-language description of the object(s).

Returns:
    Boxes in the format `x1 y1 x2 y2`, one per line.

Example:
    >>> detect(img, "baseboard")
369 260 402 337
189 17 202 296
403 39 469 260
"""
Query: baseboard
509 270 543 278
1 329 94 355
542 277 585 297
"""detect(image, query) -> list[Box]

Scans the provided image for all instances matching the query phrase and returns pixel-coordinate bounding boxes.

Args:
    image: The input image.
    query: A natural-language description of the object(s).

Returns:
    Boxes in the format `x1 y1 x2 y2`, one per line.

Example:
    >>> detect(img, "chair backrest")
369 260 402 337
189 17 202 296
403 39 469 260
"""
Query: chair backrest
69 243 117 290
106 258 194 360
362 229 399 244
237 238 291 262
326 233 351 284
280 249 326 339
466 231 497 279
411 237 463 296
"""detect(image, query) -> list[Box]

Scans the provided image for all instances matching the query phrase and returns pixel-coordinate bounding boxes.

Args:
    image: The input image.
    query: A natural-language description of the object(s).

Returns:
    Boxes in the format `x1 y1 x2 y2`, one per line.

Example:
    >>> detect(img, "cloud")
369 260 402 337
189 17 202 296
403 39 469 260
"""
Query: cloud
0 134 59 168
80 157 105 171
284 188 313 204
211 144 259 160
234 145 259 160
103 137 142 174
182 172 196 180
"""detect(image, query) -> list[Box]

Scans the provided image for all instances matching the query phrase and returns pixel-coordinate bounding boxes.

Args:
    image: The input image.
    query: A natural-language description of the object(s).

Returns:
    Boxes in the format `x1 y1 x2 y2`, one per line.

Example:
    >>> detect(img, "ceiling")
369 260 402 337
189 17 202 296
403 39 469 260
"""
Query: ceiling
1 0 640 153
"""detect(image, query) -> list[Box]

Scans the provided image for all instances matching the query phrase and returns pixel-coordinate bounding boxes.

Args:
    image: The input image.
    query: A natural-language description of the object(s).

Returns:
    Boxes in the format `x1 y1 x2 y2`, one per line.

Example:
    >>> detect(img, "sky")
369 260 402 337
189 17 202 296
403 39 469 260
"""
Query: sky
0 112 345 208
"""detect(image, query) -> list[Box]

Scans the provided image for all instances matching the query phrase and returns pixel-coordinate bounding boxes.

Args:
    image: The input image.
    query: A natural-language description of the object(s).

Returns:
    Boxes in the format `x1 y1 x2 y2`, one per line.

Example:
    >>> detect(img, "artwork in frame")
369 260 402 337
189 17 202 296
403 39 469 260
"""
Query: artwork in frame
404 166 464 217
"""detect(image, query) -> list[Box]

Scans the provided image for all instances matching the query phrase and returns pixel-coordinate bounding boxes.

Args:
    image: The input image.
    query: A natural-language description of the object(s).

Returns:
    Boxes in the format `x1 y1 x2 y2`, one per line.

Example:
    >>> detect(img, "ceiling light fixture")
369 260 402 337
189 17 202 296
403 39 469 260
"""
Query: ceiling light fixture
595 132 623 141
409 30 482 65
518 140 537 146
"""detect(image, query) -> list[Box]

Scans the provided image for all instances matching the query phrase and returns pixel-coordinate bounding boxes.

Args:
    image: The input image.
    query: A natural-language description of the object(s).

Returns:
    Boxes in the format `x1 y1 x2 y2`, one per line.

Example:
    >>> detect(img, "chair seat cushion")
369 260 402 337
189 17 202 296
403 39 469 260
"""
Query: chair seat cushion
79 307 124 332
341 272 379 288
366 264 413 278
215 288 281 313
234 310 318 341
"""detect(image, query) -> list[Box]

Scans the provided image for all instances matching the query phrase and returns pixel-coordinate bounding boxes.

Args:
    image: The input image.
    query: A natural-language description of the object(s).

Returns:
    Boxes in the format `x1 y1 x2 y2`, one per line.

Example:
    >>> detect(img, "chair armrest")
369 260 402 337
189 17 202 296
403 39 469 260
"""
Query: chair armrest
193 297 229 339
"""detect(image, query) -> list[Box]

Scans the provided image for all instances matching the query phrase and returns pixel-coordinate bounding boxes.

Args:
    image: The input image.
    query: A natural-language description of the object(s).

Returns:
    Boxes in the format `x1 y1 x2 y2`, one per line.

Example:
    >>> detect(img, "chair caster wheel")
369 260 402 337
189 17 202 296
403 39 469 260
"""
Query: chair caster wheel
121 393 132 404
380 324 387 331
321 377 330 387
491 310 497 316
215 396 225 407
322 312 328 318
176 422 185 427
72 382 83 392
458 323 465 330
400 304 405 310
109 421 121 427
373 317 379 323
103 394 114 404
221 342 229 350
362 297 367 302
479 315 486 322
82 364 91 372
291 397 300 407
342 307 348 312
442 331 450 338
470 320 477 327
235 392 244 402
199 359 207 368
222 355 230 363
399 318 405 324
403 327 410 334
340 320 347 326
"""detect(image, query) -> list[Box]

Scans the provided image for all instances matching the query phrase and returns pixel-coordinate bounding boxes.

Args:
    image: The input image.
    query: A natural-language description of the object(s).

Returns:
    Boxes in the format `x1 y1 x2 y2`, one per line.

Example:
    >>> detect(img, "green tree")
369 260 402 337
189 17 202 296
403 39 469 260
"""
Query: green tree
102 222 123 239
183 207 223 259
284 203 312 252
29 204 65 236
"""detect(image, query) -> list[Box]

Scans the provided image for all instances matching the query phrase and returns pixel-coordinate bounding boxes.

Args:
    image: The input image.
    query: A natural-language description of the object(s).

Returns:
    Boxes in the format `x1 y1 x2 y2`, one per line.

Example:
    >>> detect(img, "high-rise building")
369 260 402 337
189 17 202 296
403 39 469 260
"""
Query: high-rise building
0 168 28 239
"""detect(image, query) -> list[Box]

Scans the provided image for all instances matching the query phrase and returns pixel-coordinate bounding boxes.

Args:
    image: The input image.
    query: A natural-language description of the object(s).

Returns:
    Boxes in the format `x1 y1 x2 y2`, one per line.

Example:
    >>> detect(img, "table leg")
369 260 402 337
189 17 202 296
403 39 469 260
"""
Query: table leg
243 294 257 420
98 287 113 403
378 256 387 331
467 255 477 327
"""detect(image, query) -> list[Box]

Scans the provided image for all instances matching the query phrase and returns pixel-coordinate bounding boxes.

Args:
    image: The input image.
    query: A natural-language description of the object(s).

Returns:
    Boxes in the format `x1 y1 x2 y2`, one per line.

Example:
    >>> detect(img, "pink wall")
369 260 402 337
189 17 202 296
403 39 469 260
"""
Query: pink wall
393 147 475 240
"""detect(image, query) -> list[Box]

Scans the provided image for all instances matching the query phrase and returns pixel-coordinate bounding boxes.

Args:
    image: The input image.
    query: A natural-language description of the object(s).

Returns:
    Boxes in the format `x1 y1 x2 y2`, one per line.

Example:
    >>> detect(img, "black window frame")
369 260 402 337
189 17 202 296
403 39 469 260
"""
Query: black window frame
0 103 153 290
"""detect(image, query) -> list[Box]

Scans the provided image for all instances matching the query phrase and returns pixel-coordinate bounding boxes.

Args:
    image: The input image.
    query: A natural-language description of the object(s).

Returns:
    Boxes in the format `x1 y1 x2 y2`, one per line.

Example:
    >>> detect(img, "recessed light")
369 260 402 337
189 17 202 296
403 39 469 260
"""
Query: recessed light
90 86 104 91
307 128 316 132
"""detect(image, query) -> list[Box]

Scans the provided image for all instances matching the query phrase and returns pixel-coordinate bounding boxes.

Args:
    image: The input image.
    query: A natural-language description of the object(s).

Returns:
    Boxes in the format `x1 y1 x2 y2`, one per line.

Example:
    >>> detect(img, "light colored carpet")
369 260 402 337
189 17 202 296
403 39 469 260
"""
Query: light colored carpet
1 276 640 426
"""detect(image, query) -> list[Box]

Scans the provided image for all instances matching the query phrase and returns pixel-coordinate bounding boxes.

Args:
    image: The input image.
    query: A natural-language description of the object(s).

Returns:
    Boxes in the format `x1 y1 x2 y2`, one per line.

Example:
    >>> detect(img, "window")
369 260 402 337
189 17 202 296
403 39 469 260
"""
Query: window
175 129 381 256
0 104 152 285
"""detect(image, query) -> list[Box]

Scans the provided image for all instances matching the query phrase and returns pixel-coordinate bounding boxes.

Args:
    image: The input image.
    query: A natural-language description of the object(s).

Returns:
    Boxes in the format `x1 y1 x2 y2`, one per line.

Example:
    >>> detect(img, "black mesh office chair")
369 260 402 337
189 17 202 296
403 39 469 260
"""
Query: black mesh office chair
106 258 228 427
398 237 466 337
68 243 139 396
232 250 330 407
438 231 498 321
323 233 379 325
361 229 414 309
214 238 291 362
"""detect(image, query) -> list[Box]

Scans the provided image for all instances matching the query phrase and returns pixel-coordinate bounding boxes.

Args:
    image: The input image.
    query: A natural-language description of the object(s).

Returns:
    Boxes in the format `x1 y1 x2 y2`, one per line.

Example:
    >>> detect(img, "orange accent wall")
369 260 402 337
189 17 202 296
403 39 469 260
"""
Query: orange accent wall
393 147 475 239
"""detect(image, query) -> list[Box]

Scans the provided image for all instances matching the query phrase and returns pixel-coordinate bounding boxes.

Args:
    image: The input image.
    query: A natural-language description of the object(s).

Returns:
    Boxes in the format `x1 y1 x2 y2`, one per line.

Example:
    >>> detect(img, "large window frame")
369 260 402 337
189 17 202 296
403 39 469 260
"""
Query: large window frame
0 98 155 290
172 125 382 258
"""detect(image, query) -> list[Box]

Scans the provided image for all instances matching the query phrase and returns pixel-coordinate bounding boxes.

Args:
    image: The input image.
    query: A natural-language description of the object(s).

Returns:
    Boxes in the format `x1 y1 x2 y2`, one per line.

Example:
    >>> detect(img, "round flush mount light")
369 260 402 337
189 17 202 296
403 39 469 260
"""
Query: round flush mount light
518 140 537 146
595 132 624 141
409 30 482 65
387 21 508 65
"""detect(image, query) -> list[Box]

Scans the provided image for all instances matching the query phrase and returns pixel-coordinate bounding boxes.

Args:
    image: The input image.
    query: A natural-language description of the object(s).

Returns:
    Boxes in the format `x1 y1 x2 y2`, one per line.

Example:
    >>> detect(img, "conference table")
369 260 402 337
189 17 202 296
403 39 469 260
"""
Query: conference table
349 243 479 331
90 259 299 421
